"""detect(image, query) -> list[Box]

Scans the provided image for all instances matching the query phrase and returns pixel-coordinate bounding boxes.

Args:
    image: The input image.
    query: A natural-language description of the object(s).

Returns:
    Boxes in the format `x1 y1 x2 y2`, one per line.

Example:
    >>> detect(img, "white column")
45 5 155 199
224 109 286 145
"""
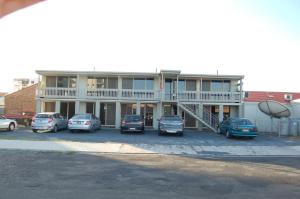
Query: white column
75 100 80 114
219 104 224 123
36 99 42 113
118 76 122 98
55 101 61 113
196 79 201 100
238 104 244 118
136 101 141 115
95 100 100 118
115 101 121 128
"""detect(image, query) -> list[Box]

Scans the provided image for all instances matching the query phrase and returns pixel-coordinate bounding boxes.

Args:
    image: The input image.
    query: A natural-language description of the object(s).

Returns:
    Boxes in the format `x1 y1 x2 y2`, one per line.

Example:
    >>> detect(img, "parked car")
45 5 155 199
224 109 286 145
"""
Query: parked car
0 115 17 131
218 118 258 138
68 114 101 132
120 115 144 133
31 112 68 133
158 116 184 136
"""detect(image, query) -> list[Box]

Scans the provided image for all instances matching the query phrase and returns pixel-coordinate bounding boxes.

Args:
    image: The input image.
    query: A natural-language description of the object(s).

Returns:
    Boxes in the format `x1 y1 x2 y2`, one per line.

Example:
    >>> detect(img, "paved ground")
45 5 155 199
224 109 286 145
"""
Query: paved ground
0 150 299 199
1 127 299 146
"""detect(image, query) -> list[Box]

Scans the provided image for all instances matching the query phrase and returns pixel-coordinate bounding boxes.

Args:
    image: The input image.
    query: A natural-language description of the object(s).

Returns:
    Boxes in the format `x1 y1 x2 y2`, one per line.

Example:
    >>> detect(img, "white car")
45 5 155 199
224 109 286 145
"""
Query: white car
0 115 17 131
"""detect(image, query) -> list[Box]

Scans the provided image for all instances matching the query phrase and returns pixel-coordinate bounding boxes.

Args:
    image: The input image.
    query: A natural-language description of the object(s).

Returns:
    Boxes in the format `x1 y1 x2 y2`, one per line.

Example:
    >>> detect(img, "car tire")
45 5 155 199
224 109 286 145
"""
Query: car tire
8 123 15 131
225 130 231 139
32 129 38 133
52 125 58 133
158 131 163 136
178 132 183 137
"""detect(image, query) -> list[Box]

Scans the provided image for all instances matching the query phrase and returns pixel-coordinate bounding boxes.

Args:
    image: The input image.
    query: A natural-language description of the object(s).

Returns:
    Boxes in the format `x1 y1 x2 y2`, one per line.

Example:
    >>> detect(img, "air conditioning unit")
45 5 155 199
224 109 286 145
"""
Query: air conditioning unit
284 94 293 101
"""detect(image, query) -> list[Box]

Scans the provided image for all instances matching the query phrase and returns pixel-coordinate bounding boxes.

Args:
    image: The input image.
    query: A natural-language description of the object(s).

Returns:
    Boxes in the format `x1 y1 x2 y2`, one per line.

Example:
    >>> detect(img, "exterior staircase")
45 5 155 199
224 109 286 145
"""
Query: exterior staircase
178 102 219 132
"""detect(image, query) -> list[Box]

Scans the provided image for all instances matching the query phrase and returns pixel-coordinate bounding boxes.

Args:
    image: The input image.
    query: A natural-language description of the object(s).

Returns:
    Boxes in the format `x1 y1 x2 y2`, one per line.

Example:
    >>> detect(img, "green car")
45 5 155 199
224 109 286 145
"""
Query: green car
218 118 258 139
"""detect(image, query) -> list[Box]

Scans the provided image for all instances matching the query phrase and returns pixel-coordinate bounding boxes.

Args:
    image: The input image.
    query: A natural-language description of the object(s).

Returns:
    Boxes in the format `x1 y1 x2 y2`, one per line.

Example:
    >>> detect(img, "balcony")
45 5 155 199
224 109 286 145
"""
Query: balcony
37 87 76 98
37 87 241 103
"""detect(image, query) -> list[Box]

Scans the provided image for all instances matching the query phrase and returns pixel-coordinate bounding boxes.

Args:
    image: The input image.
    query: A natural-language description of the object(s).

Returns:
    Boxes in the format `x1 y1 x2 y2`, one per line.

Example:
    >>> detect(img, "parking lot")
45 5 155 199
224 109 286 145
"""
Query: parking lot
0 127 299 147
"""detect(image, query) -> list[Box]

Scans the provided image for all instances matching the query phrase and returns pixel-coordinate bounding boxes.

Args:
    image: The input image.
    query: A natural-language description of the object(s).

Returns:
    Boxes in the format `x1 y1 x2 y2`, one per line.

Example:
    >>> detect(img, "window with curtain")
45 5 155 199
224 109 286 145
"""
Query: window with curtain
57 76 69 88
186 80 196 91
46 76 56 87
122 78 133 89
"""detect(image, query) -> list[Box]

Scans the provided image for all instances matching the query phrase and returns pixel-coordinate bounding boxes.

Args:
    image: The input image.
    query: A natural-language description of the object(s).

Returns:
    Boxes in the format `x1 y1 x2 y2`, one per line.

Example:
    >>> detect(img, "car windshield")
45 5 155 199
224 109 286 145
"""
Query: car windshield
232 119 253 125
72 114 91 120
0 116 6 119
124 115 141 122
36 114 51 118
161 116 182 121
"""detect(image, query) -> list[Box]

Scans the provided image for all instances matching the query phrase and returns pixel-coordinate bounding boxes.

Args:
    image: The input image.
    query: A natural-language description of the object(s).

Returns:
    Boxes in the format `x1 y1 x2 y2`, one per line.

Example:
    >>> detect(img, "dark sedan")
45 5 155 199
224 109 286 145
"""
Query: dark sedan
219 118 258 139
120 115 144 133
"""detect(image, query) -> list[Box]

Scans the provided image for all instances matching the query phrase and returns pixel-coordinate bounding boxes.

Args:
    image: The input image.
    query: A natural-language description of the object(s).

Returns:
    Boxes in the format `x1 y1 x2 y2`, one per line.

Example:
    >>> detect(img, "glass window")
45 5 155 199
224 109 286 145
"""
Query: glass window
57 76 69 88
96 77 106 89
46 76 56 87
87 77 97 89
145 78 154 90
223 80 230 92
178 80 185 91
107 77 118 89
186 80 196 91
122 78 133 89
202 80 210 91
134 78 145 90
211 80 223 91
69 77 77 88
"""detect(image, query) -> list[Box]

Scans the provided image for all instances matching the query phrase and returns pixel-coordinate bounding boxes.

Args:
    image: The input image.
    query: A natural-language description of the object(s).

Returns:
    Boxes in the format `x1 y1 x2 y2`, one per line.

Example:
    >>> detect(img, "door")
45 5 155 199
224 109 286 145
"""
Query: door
0 116 6 128
141 104 154 127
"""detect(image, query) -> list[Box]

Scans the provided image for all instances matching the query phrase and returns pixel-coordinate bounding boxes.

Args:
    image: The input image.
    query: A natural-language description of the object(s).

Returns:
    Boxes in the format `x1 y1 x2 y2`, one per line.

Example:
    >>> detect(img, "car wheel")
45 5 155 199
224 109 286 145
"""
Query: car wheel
178 132 183 137
52 125 58 133
32 129 38 133
225 130 231 138
8 123 15 131
158 131 163 136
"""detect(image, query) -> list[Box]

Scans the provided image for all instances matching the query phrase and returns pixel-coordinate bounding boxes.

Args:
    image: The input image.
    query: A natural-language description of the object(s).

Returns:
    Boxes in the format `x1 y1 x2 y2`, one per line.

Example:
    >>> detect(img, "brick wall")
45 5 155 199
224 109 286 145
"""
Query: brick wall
4 84 37 114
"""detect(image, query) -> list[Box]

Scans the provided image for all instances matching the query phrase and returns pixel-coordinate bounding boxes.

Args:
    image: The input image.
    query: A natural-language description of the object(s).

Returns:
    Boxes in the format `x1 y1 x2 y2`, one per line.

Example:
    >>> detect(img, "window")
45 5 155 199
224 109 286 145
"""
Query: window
69 77 77 88
107 78 118 89
97 78 106 88
186 80 196 91
46 76 56 87
202 80 210 91
223 80 230 92
57 76 69 88
134 78 145 90
87 77 97 89
122 78 133 89
211 80 223 91
178 80 185 91
145 78 154 90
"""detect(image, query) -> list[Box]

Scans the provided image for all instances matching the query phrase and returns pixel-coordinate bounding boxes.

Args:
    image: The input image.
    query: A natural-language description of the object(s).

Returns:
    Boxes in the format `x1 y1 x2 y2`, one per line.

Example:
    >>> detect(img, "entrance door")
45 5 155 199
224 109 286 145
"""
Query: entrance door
141 104 154 127
164 79 177 100
100 103 116 126
60 102 75 119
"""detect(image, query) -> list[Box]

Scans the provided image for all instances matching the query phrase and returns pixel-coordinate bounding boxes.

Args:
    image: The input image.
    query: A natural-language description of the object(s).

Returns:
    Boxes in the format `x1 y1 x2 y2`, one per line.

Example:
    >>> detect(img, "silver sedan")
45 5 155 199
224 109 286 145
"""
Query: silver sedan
68 114 101 132
0 115 17 131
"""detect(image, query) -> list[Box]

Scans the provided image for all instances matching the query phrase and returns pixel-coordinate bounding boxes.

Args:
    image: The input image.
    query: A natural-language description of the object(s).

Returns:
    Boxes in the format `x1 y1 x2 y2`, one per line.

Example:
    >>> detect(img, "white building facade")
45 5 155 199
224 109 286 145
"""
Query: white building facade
35 70 244 131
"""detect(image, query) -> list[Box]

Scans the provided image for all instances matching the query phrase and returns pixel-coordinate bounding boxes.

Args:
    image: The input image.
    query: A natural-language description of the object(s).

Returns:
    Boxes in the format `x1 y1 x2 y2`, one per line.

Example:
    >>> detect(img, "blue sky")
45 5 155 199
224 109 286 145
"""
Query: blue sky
0 0 299 93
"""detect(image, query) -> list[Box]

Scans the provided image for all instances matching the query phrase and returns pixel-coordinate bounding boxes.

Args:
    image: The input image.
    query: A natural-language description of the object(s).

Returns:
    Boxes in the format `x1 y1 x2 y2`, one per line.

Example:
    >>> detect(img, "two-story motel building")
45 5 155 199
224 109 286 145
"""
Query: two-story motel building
35 70 244 132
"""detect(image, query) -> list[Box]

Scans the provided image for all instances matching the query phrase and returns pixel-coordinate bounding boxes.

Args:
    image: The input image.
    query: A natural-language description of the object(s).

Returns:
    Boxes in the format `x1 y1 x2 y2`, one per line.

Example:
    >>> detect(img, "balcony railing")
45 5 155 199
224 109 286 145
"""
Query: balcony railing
37 87 241 103
37 87 76 98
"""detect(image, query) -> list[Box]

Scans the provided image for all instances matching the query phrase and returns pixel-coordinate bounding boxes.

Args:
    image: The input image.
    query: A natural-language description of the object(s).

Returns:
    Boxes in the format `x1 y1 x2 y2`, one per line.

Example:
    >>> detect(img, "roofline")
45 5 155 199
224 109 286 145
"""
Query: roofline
36 70 244 80
4 84 38 97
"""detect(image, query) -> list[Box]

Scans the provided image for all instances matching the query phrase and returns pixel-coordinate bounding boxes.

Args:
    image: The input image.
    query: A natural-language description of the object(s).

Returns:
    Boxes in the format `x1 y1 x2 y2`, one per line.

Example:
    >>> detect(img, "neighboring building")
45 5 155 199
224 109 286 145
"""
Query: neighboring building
243 91 300 132
13 78 38 92
0 92 8 114
36 70 244 131
5 84 37 115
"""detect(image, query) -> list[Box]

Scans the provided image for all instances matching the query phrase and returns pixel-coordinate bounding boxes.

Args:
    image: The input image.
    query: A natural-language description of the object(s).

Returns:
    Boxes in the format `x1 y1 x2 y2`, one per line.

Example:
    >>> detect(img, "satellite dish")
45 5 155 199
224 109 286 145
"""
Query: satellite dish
258 100 291 118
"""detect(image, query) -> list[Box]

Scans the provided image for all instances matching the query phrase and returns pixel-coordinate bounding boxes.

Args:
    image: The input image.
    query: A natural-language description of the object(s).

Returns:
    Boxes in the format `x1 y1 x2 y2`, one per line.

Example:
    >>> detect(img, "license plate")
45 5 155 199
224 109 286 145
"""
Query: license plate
77 121 82 124
242 129 249 132
130 128 136 130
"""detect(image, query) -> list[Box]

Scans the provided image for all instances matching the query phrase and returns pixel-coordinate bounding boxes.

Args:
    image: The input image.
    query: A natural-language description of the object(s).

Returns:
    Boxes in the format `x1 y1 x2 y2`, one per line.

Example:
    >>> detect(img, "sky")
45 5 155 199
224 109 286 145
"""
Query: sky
0 0 299 93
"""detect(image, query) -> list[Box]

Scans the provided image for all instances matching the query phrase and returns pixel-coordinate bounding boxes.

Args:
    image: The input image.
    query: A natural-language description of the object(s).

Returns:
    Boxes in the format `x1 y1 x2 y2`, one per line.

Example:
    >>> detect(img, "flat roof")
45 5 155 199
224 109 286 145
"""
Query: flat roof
36 70 244 80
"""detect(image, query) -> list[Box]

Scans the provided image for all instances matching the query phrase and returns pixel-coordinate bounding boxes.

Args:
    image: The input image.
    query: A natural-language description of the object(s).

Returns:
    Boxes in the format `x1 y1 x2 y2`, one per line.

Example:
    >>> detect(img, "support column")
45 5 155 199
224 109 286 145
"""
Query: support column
75 100 80 114
115 101 121 128
117 76 122 98
36 99 42 113
55 101 61 113
136 101 141 115
95 100 100 118
197 103 204 131
238 104 244 118
219 104 224 123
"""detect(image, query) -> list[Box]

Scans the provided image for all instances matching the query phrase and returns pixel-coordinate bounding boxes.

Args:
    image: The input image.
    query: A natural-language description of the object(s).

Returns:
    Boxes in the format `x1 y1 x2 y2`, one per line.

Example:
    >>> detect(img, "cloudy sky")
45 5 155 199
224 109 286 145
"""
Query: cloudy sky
0 0 299 93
